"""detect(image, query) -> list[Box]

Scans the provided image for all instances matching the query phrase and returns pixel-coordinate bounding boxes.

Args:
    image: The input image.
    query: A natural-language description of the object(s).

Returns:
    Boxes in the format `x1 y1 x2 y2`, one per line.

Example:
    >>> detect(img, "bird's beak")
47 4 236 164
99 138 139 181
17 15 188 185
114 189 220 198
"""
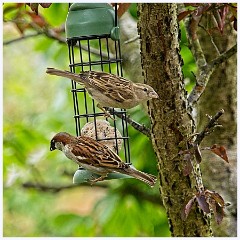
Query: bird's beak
50 141 56 151
150 91 159 99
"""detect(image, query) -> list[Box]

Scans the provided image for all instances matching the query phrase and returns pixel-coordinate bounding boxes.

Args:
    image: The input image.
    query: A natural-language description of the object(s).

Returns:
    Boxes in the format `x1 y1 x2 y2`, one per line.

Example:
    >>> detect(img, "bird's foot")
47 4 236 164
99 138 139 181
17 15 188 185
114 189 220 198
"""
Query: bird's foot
89 174 107 185
97 104 115 121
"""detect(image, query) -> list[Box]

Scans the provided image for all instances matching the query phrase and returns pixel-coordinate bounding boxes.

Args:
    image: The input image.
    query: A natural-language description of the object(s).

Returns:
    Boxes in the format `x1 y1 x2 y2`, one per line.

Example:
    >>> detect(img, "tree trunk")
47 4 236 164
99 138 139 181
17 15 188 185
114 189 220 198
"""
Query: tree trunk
197 18 237 237
138 3 212 236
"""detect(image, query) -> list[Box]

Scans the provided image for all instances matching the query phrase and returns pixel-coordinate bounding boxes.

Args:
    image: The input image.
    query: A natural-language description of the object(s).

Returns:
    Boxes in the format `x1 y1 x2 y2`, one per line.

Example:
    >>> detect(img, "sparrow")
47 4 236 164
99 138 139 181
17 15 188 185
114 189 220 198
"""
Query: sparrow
46 68 159 115
50 132 157 187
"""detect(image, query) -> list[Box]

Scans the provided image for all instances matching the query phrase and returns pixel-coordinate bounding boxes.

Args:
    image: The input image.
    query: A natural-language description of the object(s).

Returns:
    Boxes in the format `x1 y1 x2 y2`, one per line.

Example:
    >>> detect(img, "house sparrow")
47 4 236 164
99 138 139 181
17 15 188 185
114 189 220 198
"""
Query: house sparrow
46 68 159 112
81 120 123 153
50 132 157 187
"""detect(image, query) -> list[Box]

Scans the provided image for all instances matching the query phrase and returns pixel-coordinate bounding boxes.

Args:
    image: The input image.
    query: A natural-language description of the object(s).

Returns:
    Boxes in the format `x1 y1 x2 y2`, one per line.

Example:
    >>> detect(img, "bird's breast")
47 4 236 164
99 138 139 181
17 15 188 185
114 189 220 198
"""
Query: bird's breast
86 88 139 109
80 163 111 175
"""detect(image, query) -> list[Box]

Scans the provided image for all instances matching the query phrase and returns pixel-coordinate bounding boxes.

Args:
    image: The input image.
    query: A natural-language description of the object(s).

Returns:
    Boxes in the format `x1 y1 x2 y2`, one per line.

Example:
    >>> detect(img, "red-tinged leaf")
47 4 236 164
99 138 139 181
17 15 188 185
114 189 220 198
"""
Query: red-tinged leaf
233 18 237 31
39 3 52 8
212 6 229 34
178 10 193 21
196 193 210 213
219 5 229 20
116 3 131 17
195 3 211 16
210 145 229 163
210 200 224 225
205 189 225 207
181 196 196 220
183 153 193 176
218 6 229 32
26 12 47 28
194 144 202 163
212 10 223 33
215 203 224 224
27 3 39 14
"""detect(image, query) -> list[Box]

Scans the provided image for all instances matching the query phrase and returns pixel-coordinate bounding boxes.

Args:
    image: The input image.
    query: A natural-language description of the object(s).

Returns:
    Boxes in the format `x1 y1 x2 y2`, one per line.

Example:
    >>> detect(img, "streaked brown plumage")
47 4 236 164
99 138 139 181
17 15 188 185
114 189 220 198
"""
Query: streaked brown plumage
50 132 157 187
46 68 159 110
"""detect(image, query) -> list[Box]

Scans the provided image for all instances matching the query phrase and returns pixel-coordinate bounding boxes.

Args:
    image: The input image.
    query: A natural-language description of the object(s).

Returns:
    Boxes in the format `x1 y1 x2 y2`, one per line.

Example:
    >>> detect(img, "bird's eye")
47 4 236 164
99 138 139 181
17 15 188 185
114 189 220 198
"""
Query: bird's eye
143 88 148 92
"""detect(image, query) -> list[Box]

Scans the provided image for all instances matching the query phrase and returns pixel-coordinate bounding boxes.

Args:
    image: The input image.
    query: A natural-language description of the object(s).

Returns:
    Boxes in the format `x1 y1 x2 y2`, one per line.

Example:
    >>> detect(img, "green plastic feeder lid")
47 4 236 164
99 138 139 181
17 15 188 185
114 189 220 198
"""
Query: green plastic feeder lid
66 3 119 40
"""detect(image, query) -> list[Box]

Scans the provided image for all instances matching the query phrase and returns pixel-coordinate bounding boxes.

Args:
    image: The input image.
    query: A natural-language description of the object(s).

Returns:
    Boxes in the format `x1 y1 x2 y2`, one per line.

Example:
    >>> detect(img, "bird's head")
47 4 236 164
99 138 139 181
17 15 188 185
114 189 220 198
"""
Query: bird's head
134 83 159 101
50 132 73 151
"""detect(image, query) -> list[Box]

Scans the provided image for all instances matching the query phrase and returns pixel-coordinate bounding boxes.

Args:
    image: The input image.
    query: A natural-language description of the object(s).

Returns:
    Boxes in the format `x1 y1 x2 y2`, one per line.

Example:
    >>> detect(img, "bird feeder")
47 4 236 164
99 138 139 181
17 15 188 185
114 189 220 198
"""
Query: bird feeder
65 3 132 183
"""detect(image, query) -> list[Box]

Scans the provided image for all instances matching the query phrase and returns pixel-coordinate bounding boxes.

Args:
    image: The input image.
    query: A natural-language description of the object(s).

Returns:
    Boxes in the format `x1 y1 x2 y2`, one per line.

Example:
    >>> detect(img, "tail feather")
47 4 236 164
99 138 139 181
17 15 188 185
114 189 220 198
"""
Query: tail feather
46 68 86 84
119 166 157 187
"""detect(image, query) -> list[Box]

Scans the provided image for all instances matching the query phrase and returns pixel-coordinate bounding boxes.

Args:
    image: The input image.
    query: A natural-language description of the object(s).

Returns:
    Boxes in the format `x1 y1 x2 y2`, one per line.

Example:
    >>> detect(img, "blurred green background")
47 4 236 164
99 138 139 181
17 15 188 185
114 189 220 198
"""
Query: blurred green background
3 3 196 237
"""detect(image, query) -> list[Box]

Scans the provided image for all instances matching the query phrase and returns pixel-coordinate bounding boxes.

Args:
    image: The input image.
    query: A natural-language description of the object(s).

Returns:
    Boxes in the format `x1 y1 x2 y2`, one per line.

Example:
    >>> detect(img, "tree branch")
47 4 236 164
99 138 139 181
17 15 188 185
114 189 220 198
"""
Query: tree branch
210 44 237 68
124 35 140 44
185 15 207 68
22 181 108 193
108 108 151 137
187 45 237 106
3 19 112 58
198 24 220 55
35 27 112 59
194 109 224 145
22 181 162 205
3 32 42 45
184 14 237 108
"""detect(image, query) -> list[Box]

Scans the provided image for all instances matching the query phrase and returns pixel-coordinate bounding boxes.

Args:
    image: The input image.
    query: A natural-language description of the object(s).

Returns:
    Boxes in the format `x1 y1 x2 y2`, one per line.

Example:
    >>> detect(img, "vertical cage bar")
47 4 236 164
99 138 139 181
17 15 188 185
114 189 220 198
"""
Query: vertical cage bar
105 37 112 73
68 41 81 136
78 39 89 123
67 32 131 164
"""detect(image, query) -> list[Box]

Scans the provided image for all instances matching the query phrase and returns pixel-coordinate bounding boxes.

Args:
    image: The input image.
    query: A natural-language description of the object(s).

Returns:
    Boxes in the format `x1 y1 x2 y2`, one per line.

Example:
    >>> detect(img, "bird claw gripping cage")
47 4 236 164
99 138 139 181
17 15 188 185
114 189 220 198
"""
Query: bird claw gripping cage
65 3 132 183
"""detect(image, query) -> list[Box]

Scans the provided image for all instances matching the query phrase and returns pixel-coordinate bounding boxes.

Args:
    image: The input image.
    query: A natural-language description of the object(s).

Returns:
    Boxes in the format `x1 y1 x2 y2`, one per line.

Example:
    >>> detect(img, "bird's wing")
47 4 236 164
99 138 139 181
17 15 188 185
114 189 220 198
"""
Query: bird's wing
82 71 135 103
71 136 128 169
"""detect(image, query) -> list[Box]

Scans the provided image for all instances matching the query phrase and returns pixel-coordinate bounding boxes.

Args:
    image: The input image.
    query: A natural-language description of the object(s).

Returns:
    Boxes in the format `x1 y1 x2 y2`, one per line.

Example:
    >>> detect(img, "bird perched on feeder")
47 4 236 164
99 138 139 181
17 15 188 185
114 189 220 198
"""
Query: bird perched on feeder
50 132 157 187
46 68 159 117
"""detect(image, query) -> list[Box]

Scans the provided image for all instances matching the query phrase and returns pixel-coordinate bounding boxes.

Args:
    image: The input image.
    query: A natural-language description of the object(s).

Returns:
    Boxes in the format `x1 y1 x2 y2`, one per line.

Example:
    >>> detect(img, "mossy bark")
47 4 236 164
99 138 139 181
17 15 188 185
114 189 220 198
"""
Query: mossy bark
138 3 212 236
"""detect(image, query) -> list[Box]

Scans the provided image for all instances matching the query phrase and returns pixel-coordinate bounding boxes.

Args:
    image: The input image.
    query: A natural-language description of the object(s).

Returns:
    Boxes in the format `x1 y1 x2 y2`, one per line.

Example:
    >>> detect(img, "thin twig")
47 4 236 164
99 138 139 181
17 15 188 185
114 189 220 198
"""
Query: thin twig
187 45 237 106
185 15 237 108
209 44 237 68
198 24 220 55
22 181 162 205
3 32 42 45
187 109 225 193
22 181 108 193
3 19 112 58
124 35 140 44
109 109 151 137
194 109 224 145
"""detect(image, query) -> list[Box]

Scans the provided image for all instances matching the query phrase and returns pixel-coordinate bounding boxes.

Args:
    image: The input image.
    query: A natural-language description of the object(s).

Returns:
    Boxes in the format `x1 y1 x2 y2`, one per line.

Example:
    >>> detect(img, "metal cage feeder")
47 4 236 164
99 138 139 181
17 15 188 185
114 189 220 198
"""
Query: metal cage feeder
65 3 132 183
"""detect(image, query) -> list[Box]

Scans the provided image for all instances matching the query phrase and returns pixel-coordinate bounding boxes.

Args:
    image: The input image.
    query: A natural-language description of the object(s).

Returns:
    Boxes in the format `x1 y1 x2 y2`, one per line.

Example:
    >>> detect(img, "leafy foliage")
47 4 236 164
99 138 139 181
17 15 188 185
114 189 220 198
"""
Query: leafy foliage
182 189 226 225
178 3 237 32
179 110 229 225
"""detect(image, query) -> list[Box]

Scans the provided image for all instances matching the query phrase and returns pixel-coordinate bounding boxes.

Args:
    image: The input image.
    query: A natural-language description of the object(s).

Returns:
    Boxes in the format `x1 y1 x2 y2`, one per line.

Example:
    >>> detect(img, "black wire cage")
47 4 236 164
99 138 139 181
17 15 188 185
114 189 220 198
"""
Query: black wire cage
65 3 131 181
